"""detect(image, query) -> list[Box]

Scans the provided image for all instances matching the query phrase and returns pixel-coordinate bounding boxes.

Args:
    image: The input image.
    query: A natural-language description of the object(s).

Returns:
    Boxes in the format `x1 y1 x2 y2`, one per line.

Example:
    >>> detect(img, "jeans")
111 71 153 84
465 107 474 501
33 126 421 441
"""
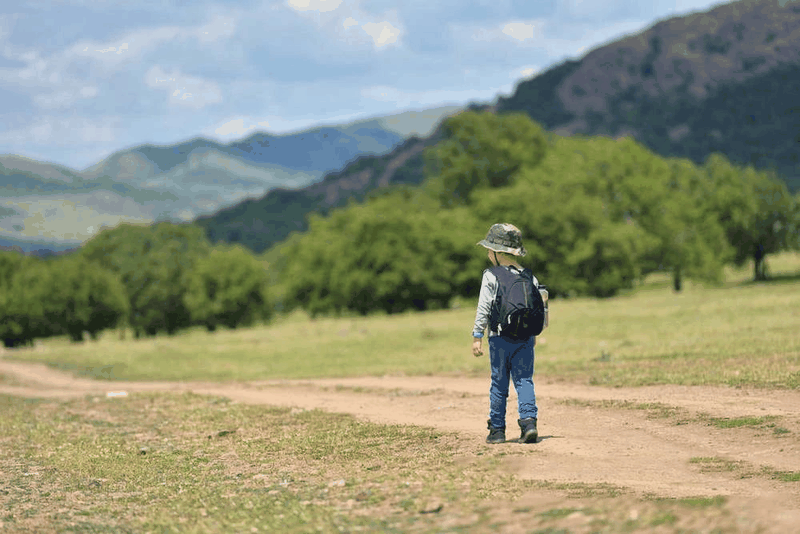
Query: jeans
488 335 537 429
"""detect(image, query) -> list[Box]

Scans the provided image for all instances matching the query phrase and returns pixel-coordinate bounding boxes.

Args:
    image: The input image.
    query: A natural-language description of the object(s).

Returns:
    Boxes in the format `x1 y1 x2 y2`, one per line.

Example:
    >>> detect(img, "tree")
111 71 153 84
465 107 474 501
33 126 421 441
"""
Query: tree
283 188 484 316
3 258 65 346
472 135 733 296
1 254 128 345
184 245 271 331
561 137 729 291
702 153 798 281
1 251 37 347
424 111 548 207
81 222 211 336
52 256 129 341
473 172 654 298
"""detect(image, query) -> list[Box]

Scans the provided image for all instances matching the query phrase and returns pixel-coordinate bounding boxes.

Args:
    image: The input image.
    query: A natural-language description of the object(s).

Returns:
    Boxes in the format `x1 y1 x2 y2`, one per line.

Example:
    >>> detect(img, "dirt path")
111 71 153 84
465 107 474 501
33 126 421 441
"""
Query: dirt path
2 357 800 528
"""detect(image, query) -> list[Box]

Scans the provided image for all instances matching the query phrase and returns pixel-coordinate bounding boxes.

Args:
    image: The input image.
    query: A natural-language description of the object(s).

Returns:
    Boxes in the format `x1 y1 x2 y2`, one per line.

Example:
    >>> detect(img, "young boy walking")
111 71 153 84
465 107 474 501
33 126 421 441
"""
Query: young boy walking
472 223 539 444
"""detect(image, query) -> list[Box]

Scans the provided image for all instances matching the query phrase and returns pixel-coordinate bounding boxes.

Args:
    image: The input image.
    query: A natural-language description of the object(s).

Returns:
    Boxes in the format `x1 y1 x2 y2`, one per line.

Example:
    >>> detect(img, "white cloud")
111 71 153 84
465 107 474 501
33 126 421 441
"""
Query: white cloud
287 2 404 50
92 42 130 54
70 26 181 67
510 65 541 79
361 21 402 48
145 66 222 109
287 0 342 12
6 13 237 93
214 117 271 138
502 22 537 42
469 19 545 44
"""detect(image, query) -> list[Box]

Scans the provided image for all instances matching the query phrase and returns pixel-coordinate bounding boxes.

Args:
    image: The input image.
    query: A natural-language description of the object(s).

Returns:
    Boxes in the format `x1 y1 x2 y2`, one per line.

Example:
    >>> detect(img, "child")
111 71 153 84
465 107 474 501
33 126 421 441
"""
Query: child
472 223 539 444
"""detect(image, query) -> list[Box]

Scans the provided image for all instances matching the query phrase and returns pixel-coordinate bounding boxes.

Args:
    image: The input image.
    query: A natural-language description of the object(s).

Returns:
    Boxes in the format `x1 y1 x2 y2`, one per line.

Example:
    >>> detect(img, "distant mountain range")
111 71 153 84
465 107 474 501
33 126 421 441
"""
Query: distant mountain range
0 106 460 252
197 0 800 254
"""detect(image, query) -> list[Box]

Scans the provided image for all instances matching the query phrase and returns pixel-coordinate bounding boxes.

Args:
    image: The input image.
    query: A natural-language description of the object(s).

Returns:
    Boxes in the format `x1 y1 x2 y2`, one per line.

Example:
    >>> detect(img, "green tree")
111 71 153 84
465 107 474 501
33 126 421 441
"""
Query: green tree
424 111 547 206
2 254 128 345
184 245 271 331
3 258 65 346
1 251 37 347
648 157 731 291
472 135 731 296
702 153 798 281
81 222 211 336
561 137 730 291
283 188 483 316
52 256 129 342
474 172 654 298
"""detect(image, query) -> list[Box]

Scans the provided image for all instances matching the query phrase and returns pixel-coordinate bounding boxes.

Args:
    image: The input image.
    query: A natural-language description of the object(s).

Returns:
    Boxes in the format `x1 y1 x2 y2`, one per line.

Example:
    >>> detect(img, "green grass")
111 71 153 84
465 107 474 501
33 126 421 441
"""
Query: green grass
689 457 800 483
689 457 748 474
707 415 779 429
0 392 774 534
6 252 800 388
0 392 521 533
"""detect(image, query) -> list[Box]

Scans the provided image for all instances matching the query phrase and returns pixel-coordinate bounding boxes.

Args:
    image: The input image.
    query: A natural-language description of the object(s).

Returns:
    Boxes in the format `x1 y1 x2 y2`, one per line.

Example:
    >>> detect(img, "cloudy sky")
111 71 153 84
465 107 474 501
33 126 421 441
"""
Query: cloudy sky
1 0 728 171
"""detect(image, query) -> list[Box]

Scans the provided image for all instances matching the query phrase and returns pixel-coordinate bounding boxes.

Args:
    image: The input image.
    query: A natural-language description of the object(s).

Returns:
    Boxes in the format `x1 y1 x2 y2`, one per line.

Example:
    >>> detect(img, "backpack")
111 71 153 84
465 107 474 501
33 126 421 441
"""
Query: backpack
488 265 546 340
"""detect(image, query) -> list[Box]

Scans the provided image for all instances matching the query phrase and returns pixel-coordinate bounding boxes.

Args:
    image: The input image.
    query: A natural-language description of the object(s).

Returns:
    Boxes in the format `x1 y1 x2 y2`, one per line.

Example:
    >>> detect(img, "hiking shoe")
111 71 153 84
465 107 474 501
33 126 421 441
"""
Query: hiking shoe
486 420 506 444
518 417 538 443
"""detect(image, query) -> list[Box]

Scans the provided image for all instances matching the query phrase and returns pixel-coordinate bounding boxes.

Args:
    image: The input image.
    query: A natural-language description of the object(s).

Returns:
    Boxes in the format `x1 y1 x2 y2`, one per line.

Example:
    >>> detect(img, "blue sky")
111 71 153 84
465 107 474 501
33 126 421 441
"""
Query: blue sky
0 0 728 171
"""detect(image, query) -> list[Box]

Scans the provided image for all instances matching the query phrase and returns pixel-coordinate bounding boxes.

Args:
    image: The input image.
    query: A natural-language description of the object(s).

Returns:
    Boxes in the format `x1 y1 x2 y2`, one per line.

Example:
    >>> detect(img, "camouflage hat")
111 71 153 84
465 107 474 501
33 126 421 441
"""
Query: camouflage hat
477 223 527 257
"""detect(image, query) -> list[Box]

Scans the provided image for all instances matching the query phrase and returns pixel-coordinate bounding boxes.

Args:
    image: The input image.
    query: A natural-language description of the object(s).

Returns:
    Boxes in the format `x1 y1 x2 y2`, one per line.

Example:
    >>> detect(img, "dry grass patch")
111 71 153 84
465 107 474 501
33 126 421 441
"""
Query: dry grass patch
2 392 791 533
0 392 533 533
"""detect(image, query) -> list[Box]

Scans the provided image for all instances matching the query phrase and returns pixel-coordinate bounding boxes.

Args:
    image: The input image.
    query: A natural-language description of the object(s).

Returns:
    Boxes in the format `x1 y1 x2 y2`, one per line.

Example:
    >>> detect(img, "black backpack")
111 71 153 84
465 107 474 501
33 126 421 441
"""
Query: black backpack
488 265 546 340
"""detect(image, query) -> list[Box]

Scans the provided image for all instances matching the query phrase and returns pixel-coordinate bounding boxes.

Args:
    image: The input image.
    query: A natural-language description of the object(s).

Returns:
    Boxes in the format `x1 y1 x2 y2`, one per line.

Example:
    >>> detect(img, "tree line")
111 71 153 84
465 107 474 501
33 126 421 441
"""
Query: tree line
2 110 798 345
1 223 271 348
276 111 800 315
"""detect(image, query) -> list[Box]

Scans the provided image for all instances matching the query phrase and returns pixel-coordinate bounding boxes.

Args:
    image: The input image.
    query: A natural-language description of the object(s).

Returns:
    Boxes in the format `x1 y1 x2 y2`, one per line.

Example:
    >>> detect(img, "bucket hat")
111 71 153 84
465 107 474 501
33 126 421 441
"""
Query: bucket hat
477 223 527 257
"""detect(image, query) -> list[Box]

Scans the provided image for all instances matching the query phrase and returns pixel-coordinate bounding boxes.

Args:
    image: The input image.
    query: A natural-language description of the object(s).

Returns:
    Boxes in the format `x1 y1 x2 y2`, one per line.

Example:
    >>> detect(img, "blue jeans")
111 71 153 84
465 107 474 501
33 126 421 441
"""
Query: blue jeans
488 335 537 429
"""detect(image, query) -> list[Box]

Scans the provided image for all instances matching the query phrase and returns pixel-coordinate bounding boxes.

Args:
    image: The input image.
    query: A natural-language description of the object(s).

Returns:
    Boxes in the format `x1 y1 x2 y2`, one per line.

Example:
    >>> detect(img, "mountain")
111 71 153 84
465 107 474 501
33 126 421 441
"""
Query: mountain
196 131 445 253
76 124 406 221
0 234 79 257
494 0 800 191
199 0 800 255
371 106 462 138
0 105 459 252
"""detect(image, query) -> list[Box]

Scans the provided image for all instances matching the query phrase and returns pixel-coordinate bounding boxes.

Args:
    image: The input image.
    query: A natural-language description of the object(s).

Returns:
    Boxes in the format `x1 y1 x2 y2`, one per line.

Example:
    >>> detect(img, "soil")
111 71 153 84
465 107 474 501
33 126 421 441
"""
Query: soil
2 357 799 531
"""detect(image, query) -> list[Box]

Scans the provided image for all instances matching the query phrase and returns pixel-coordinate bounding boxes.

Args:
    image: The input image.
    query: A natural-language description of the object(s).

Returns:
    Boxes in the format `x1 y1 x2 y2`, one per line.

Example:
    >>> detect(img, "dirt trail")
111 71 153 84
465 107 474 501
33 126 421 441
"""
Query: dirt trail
2 357 800 527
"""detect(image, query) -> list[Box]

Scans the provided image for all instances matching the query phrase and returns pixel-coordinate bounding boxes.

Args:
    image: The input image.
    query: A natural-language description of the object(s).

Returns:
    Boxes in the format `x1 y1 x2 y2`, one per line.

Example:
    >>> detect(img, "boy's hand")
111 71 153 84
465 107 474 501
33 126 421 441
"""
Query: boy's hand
472 338 483 357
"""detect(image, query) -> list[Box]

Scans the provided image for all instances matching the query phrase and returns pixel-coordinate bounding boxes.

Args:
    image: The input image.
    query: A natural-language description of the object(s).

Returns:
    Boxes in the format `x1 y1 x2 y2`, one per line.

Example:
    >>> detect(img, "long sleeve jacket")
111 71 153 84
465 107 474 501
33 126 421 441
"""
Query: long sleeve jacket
472 265 539 339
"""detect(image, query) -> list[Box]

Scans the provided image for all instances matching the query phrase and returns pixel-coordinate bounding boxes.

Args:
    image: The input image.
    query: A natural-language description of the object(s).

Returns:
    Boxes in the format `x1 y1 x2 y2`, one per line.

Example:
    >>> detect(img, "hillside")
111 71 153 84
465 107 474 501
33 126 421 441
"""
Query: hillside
495 0 800 190
195 131 445 253
198 0 800 254
0 105 463 253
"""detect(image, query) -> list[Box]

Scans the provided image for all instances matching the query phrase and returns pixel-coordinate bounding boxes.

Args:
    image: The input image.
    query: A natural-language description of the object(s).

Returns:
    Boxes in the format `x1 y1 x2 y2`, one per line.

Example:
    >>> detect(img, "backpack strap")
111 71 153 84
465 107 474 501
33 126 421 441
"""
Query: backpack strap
488 265 519 332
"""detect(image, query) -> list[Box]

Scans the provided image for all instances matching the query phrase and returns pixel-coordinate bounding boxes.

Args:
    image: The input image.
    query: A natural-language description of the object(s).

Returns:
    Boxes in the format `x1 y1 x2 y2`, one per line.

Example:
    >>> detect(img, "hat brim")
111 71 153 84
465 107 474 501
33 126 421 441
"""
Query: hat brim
477 240 527 257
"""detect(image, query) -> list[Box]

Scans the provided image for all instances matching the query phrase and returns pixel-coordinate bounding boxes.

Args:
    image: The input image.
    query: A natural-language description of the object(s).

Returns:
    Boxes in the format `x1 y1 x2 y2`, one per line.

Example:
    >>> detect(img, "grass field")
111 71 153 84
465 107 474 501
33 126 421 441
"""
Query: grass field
0 391 759 533
6 252 800 389
2 253 799 532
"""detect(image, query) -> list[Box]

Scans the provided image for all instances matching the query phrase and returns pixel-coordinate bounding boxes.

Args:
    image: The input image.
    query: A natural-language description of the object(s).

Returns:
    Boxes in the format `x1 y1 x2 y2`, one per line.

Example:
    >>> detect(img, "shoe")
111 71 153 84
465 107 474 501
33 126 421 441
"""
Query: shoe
486 419 505 444
518 417 538 443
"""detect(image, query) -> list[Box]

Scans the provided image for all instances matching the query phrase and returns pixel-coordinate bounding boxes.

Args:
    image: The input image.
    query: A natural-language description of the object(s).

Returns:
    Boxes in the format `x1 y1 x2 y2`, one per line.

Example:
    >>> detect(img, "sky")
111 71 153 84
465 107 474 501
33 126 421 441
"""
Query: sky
0 0 730 171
